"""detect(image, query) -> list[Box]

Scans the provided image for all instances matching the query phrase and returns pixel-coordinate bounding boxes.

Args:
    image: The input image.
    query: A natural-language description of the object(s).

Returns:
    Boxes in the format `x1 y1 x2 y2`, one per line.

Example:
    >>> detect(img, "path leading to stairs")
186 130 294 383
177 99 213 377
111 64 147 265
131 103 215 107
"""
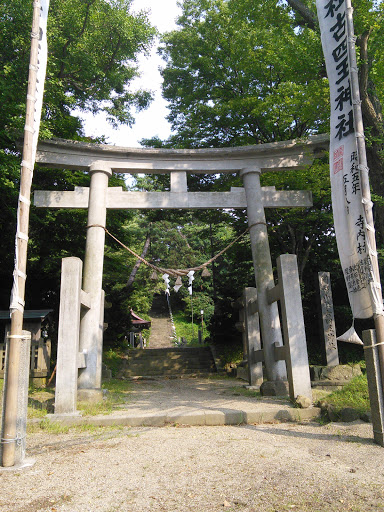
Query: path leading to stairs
147 294 174 349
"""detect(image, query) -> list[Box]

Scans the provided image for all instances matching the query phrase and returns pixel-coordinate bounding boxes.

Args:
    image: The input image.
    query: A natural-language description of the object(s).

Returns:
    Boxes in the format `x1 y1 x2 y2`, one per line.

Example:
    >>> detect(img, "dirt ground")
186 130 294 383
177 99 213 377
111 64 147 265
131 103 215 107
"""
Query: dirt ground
1 420 384 512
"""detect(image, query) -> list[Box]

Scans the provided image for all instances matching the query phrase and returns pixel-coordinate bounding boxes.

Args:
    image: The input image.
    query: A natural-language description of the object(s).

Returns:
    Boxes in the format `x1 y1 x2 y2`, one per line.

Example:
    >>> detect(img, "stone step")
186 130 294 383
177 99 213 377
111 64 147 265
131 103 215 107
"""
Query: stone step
127 353 213 363
118 346 217 378
121 369 214 377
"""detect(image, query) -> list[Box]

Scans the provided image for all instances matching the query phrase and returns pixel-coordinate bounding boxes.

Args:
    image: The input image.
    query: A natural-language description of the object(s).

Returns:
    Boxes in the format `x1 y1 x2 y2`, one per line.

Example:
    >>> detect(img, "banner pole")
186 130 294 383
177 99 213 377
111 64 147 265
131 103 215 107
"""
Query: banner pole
345 0 384 387
1 0 42 468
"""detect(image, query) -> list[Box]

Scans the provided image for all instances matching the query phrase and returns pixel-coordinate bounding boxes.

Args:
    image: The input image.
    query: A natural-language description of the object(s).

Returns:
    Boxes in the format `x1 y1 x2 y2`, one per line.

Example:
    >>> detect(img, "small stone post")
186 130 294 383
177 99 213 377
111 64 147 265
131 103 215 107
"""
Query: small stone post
363 330 384 447
78 162 112 401
240 168 287 385
243 287 263 387
318 272 339 367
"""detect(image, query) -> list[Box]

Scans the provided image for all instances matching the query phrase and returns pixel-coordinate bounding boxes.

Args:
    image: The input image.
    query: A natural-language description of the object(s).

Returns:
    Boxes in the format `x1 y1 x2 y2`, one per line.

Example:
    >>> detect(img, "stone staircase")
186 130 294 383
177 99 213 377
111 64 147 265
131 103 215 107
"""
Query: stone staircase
118 347 217 378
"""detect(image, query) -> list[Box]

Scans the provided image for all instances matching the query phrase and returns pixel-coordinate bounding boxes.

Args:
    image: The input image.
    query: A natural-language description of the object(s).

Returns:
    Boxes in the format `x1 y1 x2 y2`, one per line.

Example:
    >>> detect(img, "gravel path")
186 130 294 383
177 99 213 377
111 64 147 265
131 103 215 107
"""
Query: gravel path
118 377 303 417
1 421 383 512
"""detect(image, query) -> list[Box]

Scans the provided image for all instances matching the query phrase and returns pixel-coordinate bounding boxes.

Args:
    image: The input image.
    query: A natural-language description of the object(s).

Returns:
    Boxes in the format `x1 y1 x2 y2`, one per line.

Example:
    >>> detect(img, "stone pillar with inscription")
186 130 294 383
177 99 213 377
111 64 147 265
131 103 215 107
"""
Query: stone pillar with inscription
318 271 339 367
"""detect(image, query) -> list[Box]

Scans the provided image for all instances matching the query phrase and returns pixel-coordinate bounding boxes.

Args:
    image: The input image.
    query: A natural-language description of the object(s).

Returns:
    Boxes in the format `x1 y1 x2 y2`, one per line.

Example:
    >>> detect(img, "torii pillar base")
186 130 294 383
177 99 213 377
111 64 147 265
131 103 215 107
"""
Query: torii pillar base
77 388 103 403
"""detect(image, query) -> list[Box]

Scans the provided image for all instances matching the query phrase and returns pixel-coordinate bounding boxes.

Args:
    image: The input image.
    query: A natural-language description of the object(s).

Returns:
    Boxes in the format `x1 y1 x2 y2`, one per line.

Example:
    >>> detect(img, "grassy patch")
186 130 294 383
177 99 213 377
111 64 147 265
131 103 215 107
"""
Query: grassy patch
28 418 71 434
25 378 133 419
103 378 133 395
27 386 55 418
77 379 132 416
103 348 126 377
229 386 261 398
173 310 209 345
212 343 244 369
317 374 370 415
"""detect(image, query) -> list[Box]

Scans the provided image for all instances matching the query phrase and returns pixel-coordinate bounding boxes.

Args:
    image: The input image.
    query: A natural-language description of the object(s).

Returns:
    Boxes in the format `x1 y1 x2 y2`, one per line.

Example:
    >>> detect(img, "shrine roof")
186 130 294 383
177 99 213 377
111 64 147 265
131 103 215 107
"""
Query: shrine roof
130 309 151 328
0 310 53 321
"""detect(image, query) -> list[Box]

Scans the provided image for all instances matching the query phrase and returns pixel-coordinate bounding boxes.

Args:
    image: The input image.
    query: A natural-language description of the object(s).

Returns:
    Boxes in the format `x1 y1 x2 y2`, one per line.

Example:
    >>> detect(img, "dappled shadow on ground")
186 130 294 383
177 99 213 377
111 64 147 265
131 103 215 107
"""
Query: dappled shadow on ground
241 422 375 445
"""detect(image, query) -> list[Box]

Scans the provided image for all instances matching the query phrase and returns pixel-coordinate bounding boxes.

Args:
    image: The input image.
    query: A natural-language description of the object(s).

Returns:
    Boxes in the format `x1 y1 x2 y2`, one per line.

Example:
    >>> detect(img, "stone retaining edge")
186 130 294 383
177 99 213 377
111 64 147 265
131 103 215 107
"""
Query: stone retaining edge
30 407 321 428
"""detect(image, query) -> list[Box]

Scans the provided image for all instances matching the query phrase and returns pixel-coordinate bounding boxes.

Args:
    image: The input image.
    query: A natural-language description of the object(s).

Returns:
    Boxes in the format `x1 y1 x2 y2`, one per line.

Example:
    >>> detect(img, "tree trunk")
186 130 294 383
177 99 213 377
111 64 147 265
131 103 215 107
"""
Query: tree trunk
126 233 151 290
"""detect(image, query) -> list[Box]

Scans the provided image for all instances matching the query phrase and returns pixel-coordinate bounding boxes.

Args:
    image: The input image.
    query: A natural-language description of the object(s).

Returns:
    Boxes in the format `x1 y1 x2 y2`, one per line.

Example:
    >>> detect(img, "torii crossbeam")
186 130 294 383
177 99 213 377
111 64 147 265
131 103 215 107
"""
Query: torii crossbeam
34 135 328 400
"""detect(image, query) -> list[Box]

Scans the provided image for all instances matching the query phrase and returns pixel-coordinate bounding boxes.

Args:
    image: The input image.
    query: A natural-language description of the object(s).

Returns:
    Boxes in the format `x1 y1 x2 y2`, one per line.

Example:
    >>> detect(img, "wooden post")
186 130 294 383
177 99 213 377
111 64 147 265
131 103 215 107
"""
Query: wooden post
1 0 42 468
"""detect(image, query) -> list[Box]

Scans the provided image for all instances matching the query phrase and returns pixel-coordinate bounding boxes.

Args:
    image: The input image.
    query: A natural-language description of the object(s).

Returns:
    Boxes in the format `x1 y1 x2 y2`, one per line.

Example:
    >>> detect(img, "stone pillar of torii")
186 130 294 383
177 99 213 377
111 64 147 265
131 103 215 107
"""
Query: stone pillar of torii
34 135 328 401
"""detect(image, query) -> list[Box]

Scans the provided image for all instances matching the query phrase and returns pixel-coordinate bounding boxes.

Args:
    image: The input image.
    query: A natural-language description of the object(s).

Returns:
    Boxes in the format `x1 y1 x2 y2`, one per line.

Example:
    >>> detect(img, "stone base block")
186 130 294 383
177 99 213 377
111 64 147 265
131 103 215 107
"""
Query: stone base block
260 380 289 397
0 458 36 472
310 364 362 382
243 385 261 391
77 388 103 403
236 367 248 381
363 330 384 448
47 412 82 420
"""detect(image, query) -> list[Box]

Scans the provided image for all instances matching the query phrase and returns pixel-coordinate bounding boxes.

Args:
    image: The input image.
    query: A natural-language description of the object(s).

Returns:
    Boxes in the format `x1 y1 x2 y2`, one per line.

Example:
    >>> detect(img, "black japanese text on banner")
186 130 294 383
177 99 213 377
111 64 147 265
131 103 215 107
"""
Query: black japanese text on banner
316 0 382 319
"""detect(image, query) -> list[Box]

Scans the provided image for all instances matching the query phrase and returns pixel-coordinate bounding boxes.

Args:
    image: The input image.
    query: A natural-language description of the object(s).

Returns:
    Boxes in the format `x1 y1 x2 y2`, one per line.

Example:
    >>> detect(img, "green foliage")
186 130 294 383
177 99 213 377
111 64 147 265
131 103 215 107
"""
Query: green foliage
2 0 382 365
182 293 214 327
214 341 244 368
319 374 370 416
173 310 209 345
140 0 384 356
0 0 156 349
0 0 156 147
158 0 329 148
103 348 126 377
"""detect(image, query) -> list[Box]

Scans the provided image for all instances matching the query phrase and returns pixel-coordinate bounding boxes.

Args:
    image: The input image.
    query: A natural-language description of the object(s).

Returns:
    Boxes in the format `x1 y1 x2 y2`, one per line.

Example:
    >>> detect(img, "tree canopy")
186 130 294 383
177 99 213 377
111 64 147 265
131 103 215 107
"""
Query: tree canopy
0 0 156 343
0 0 156 148
140 0 384 359
156 0 329 148
1 0 382 363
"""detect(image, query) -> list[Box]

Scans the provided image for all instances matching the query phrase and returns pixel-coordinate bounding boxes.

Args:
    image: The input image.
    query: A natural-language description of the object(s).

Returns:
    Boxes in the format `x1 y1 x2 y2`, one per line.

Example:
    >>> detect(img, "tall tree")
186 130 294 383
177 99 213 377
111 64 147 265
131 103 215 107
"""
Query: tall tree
285 0 384 244
0 0 156 343
140 0 377 355
0 0 156 147
157 0 329 148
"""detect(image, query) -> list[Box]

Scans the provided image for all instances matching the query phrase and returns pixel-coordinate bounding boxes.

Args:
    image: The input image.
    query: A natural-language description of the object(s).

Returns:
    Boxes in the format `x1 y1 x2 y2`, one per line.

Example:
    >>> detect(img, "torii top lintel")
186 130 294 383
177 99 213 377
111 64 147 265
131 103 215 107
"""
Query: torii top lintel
36 134 329 174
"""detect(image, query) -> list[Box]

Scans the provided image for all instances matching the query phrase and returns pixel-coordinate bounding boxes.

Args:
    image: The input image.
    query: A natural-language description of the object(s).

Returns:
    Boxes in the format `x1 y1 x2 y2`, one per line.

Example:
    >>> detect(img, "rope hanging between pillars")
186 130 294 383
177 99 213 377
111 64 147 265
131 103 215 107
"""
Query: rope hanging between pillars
88 224 252 278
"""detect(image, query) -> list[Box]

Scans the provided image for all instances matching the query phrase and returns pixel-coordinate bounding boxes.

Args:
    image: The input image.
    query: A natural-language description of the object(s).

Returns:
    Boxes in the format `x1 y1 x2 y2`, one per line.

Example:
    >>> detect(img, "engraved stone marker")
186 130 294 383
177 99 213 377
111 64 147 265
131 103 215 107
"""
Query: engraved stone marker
318 271 339 367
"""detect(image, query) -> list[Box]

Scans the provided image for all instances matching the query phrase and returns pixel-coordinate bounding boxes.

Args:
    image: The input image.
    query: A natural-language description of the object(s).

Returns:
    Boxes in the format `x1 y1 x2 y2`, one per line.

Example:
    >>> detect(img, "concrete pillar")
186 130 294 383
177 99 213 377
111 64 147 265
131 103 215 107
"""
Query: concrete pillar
170 171 187 193
78 162 112 401
240 168 287 383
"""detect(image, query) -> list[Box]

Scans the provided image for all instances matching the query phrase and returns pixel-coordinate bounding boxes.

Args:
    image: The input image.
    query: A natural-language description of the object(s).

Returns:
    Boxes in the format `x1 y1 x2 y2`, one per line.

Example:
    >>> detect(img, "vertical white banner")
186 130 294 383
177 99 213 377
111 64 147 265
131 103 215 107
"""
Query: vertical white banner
316 0 382 319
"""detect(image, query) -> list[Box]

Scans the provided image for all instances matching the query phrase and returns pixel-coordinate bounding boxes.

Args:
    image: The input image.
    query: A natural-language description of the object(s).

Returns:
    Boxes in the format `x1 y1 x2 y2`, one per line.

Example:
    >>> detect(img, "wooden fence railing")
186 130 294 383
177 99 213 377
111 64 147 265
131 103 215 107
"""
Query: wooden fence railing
0 339 51 381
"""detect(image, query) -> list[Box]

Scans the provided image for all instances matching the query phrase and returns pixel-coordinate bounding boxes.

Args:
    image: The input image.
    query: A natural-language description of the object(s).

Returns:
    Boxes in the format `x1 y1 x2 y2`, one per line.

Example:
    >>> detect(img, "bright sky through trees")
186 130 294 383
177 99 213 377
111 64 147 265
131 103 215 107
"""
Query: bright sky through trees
77 0 181 147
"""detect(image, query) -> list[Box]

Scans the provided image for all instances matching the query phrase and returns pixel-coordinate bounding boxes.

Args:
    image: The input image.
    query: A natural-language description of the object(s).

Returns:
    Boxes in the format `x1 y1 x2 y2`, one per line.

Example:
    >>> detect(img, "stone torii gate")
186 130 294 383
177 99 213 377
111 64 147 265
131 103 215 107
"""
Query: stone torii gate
34 135 328 401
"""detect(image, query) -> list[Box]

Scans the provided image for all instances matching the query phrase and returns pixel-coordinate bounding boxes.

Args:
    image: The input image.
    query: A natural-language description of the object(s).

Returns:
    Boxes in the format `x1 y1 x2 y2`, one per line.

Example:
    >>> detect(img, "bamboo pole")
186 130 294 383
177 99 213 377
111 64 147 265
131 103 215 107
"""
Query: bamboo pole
346 0 384 389
1 0 41 468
